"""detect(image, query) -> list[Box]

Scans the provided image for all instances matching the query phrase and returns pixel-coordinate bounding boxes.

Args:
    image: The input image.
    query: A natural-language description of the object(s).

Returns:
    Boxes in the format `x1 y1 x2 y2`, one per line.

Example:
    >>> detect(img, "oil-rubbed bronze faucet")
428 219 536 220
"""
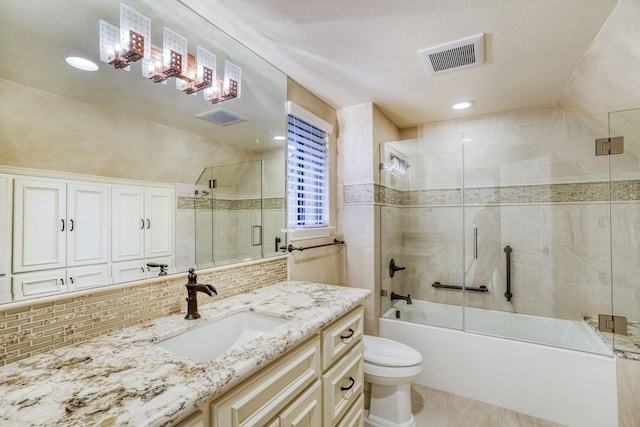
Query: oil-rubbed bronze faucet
185 268 217 320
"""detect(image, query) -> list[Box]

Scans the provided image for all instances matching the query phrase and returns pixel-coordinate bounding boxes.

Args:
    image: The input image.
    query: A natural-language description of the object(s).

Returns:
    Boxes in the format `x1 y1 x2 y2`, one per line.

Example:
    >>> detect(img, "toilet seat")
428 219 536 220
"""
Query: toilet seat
363 335 422 367
363 335 422 427
363 336 422 383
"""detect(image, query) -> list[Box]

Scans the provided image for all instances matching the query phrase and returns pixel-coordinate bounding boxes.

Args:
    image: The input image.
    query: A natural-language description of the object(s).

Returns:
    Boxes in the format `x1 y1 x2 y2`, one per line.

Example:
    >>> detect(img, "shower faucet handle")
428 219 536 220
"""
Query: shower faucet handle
389 259 406 278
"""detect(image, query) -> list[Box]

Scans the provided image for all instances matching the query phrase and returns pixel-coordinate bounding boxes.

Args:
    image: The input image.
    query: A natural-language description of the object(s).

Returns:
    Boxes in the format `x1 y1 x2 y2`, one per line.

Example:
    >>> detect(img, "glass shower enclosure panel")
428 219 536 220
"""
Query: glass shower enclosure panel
609 107 640 355
462 108 614 353
379 133 464 329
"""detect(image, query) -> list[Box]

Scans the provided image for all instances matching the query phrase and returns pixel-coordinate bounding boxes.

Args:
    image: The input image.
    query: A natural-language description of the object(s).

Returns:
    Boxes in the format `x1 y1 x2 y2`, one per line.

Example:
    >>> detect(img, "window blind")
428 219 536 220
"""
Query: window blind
287 114 328 228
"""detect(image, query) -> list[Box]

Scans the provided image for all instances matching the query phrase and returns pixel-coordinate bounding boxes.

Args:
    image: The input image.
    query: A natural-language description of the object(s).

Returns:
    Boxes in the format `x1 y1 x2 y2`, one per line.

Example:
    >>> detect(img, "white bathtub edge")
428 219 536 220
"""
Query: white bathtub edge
380 317 618 427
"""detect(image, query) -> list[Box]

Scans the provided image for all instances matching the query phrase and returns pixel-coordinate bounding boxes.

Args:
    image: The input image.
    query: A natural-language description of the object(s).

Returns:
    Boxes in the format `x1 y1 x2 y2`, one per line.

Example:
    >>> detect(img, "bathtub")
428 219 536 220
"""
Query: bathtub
380 300 618 427
385 299 613 355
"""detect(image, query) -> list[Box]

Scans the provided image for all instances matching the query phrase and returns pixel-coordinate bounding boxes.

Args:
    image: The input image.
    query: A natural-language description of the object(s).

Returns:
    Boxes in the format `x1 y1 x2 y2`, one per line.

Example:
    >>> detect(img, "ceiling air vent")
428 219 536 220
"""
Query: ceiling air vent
418 33 485 75
196 108 247 126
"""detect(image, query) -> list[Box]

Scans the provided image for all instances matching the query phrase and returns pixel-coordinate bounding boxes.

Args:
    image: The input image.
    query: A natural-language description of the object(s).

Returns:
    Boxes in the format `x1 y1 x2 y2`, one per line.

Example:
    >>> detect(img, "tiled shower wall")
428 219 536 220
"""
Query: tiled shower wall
363 106 640 321
0 257 288 366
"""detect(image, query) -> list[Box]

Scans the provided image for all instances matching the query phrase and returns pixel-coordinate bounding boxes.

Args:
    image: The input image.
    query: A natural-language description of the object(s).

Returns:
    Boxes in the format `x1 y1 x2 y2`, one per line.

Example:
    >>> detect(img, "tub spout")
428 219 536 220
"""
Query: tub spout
185 268 217 320
390 291 412 305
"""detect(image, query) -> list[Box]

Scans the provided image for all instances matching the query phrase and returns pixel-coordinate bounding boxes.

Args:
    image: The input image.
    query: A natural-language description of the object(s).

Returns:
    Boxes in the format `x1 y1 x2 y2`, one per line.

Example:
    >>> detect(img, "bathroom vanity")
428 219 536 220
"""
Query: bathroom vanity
0 282 369 426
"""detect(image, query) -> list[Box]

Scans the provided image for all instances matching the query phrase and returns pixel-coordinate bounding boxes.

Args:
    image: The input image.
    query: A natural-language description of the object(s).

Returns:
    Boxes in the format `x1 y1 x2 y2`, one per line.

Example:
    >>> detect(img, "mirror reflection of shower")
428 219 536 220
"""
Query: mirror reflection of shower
194 158 285 268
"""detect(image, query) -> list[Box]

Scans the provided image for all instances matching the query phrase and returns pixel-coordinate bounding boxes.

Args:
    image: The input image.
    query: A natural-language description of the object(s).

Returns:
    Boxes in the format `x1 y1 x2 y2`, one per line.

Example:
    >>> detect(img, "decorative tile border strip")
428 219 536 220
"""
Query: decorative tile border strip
0 257 288 366
344 180 640 207
178 196 285 211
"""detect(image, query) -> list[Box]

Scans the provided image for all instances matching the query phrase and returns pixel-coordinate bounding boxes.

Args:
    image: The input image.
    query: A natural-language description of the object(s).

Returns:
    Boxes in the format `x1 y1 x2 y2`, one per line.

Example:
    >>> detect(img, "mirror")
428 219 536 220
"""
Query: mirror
0 0 287 297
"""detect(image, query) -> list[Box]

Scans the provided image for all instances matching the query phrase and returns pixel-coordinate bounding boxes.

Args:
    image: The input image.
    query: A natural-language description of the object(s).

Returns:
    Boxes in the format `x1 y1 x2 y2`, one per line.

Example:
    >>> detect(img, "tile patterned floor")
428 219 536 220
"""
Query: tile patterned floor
410 384 565 427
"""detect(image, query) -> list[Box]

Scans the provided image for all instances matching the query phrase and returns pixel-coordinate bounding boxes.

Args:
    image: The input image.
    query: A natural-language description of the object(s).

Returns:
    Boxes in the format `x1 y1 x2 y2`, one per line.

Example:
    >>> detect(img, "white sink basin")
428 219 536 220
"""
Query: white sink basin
157 310 287 362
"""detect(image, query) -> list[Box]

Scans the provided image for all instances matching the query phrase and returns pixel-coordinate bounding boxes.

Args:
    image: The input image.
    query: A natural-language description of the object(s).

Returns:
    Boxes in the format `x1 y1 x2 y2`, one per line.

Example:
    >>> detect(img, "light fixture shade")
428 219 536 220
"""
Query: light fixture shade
99 20 126 68
120 4 150 60
194 46 216 96
163 27 188 74
224 61 242 98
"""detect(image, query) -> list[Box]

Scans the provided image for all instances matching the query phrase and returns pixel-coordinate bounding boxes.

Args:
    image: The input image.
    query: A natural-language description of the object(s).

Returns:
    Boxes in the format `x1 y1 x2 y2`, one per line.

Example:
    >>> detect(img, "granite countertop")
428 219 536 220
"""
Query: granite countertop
585 316 640 360
0 281 370 427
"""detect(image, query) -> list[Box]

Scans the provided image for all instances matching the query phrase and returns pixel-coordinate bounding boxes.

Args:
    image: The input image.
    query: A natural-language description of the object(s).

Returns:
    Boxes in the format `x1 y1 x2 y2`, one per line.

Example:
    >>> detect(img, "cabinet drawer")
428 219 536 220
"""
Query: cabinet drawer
336 394 364 427
12 270 67 301
279 379 322 427
321 306 364 371
211 337 321 427
322 340 364 426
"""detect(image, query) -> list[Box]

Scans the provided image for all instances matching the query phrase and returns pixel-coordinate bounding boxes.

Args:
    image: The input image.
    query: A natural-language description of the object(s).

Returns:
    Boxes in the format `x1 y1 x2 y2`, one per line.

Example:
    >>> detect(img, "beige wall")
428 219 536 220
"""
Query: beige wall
0 79 256 184
286 78 343 285
337 102 407 335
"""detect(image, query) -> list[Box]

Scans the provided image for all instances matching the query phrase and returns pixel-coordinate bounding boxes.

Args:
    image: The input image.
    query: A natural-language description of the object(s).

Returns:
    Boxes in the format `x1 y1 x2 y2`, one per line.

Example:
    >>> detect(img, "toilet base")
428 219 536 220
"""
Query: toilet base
365 382 416 427
364 410 416 427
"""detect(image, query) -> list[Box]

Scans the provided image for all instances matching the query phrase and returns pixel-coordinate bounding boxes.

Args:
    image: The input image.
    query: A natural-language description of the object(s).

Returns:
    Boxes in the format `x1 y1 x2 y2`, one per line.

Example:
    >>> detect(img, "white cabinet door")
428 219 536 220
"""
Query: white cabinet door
67 183 109 266
0 175 10 282
67 265 109 291
145 188 174 258
111 260 147 283
13 178 66 272
12 269 67 301
111 186 145 262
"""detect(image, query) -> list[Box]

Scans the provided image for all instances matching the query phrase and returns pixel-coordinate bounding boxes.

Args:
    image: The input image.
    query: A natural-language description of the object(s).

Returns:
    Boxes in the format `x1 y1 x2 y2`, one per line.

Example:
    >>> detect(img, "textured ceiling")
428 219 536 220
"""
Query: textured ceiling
181 0 618 128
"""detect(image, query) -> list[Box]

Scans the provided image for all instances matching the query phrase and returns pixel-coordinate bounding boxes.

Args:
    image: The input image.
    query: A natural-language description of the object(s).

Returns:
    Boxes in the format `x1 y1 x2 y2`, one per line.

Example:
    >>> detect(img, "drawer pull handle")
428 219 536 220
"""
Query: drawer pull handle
341 376 356 391
340 328 355 340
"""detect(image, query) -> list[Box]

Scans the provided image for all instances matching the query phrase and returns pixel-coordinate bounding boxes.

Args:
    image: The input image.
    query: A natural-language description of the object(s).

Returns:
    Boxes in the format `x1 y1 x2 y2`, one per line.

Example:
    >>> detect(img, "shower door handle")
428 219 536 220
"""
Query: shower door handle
473 227 478 259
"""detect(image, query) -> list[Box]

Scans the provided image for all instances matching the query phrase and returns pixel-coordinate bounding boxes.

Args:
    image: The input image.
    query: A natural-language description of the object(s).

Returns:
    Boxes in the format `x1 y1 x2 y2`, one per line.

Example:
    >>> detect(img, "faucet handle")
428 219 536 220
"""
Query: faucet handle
188 268 197 284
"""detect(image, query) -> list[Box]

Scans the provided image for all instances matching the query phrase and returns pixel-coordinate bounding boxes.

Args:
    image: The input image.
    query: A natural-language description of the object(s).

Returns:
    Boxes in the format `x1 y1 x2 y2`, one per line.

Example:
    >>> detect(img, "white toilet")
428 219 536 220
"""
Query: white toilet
363 335 423 427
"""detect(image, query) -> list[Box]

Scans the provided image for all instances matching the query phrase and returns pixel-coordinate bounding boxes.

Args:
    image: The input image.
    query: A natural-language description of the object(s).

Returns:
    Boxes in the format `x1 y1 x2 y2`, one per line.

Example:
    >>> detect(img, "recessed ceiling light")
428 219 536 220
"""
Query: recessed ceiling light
65 56 99 72
451 100 475 110
273 135 286 141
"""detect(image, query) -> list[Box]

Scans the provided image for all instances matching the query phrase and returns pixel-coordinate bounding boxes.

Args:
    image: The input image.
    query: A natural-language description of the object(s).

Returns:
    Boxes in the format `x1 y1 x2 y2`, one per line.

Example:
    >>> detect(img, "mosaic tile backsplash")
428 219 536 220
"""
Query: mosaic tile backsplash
0 257 288 366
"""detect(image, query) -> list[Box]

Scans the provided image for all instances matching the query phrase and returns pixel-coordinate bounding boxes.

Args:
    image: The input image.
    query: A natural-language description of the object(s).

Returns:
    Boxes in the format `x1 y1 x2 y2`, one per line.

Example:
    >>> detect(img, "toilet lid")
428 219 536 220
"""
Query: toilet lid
363 335 422 367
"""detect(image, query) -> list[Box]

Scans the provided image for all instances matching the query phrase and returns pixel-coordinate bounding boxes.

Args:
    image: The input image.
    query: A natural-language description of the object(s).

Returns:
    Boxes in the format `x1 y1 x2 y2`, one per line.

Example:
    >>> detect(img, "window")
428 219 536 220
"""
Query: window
287 103 332 229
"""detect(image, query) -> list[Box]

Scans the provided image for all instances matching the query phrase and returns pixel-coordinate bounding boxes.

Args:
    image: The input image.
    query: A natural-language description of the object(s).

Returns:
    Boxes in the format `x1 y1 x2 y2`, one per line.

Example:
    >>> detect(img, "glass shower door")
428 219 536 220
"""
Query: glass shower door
609 107 640 355
461 108 614 355
379 133 464 329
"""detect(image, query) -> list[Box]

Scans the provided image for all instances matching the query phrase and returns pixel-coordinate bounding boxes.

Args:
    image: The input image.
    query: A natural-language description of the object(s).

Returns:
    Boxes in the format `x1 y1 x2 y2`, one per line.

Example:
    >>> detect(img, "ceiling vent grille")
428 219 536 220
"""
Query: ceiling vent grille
196 108 247 126
419 33 485 75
